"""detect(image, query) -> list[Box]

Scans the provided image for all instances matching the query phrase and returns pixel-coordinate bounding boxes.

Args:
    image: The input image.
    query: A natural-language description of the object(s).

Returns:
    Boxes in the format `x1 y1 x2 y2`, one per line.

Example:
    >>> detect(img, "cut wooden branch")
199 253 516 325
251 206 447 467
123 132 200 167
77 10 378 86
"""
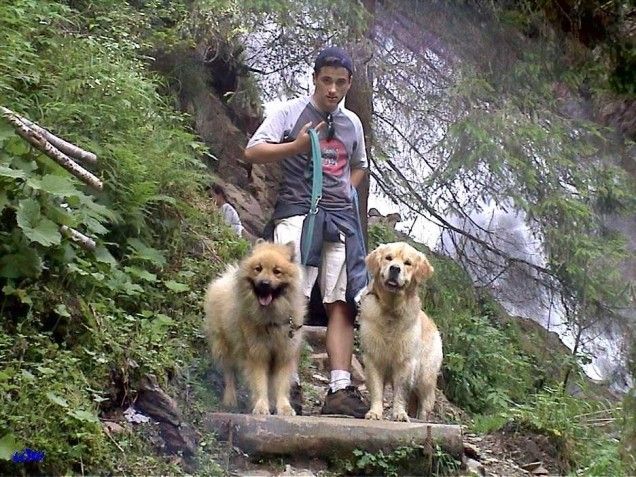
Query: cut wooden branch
1 107 103 190
204 413 463 460
16 114 97 165
60 226 96 251
1 107 97 163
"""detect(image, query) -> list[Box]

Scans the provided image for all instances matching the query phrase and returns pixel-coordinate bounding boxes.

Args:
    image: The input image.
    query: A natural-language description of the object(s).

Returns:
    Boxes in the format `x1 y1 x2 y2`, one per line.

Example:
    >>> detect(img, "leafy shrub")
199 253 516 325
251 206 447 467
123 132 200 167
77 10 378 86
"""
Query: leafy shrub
339 444 459 477
0 0 250 474
436 309 535 414
503 388 626 476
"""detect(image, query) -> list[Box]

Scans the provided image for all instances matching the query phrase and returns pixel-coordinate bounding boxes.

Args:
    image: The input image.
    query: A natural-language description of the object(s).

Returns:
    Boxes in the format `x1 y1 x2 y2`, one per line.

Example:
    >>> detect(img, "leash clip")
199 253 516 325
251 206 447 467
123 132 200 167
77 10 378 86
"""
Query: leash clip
288 315 303 339
309 195 322 215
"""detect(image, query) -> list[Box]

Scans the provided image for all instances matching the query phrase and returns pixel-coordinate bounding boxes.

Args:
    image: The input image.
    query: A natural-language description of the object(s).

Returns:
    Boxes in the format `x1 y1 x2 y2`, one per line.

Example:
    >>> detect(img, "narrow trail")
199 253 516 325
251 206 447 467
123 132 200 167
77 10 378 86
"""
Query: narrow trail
208 326 557 477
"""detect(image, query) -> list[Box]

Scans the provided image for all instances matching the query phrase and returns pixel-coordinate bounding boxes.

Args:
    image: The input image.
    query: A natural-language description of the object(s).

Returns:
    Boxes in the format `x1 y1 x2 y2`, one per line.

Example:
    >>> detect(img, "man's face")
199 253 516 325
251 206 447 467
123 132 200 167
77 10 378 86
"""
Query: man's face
312 66 352 112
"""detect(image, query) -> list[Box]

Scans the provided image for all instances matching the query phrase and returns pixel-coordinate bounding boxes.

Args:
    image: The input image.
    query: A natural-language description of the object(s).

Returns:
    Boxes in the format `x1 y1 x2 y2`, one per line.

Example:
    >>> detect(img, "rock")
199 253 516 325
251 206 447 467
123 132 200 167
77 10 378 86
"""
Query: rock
464 457 485 476
134 373 198 456
368 210 402 229
159 421 198 456
311 352 328 372
135 374 181 426
102 421 127 435
311 373 329 384
303 326 326 351
463 442 481 460
205 412 464 459
521 461 549 475
279 464 316 476
238 470 272 477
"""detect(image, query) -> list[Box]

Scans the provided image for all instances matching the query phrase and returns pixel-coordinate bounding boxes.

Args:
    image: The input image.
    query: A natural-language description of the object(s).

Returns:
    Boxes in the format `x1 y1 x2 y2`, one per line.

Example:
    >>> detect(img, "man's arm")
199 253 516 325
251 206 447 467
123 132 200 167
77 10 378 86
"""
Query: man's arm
244 121 326 165
350 167 367 188
244 141 302 165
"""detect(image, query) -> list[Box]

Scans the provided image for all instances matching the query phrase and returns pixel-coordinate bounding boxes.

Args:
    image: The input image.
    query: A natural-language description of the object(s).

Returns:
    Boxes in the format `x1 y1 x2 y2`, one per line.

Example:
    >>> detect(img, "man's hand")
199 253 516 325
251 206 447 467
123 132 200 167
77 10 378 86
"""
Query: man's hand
293 121 326 155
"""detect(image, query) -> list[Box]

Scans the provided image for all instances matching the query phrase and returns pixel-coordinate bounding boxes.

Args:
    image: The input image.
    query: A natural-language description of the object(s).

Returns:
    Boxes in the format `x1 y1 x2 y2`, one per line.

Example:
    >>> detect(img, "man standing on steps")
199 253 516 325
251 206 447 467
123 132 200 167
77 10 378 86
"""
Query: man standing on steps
244 47 370 418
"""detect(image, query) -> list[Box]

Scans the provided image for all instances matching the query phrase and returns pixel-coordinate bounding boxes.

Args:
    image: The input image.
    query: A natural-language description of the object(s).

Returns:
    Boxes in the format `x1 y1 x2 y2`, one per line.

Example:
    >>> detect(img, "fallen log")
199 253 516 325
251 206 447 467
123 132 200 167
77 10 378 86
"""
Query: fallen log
204 413 463 460
1 106 103 190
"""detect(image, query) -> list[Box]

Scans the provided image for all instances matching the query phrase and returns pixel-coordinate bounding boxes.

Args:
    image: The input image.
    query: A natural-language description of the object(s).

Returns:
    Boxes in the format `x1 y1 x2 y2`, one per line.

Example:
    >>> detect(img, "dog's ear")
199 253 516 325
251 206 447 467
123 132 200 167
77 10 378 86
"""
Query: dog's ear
284 241 296 262
414 252 434 282
365 245 384 277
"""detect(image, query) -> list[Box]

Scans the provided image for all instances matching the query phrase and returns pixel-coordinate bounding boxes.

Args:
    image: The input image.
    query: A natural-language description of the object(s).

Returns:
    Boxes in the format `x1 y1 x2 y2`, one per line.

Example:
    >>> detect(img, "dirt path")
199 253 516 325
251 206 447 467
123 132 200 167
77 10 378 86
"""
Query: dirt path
217 344 551 477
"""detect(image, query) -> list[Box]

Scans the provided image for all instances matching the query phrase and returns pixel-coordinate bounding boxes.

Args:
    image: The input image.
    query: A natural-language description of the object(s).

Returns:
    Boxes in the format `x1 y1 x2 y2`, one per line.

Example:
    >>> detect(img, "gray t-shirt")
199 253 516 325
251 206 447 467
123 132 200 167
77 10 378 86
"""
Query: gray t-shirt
220 203 243 236
246 96 367 210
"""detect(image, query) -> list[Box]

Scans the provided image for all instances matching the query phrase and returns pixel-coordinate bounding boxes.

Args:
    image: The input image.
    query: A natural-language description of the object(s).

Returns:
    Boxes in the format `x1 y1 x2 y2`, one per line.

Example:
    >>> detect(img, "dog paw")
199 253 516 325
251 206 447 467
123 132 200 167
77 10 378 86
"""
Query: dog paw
251 401 270 415
392 410 410 422
222 395 238 408
365 409 383 420
276 403 296 416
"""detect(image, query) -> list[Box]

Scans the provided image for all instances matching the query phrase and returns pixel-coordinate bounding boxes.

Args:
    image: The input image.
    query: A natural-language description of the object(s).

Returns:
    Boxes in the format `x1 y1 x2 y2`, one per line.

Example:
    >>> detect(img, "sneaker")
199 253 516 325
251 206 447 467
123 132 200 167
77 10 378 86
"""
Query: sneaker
290 382 303 416
320 385 370 418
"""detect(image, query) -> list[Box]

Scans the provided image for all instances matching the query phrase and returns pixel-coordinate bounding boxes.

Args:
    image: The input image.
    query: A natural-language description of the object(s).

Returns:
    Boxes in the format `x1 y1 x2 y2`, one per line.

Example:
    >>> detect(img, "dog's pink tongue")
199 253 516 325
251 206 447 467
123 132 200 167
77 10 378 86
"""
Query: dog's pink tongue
258 294 273 306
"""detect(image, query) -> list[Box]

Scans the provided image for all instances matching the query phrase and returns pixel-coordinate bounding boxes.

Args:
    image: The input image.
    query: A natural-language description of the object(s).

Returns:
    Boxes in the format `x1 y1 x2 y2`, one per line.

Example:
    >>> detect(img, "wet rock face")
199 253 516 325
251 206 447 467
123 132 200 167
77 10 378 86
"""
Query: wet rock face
150 43 281 238
597 98 636 140
368 207 402 230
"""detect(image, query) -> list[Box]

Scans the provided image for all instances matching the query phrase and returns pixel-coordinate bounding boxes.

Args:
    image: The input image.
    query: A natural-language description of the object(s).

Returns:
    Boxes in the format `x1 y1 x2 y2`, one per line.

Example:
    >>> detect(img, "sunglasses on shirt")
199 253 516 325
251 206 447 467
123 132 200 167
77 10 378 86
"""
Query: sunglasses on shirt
326 113 335 141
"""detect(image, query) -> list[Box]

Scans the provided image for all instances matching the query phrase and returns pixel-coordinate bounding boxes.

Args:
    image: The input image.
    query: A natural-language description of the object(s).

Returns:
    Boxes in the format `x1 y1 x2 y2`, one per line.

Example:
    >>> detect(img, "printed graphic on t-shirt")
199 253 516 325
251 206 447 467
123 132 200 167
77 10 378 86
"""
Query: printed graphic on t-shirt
320 138 347 177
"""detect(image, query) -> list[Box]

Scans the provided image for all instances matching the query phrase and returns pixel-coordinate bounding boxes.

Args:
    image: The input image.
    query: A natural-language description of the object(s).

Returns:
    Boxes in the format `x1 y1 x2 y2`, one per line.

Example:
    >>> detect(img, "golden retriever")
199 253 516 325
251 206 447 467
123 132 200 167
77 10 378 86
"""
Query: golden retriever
359 242 443 421
203 240 305 416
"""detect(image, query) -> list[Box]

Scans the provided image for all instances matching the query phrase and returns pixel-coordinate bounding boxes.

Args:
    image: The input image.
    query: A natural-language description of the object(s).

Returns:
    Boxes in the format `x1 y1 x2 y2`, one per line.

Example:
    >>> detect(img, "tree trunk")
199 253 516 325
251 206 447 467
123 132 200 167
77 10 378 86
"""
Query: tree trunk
346 0 375 250
562 322 583 392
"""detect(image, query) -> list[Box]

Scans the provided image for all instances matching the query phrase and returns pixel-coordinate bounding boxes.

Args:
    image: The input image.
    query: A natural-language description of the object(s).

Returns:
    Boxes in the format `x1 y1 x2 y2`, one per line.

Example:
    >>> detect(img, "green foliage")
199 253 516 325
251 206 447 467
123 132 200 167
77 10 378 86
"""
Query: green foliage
338 444 459 476
368 223 398 250
0 0 206 242
0 124 115 280
437 310 534 413
0 222 245 474
502 388 627 476
0 0 252 474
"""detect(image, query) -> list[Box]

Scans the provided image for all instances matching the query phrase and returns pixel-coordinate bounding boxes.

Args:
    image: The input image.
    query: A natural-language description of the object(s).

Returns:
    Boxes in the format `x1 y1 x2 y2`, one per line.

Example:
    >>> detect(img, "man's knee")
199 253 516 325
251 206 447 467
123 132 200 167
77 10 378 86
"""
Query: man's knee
325 300 355 325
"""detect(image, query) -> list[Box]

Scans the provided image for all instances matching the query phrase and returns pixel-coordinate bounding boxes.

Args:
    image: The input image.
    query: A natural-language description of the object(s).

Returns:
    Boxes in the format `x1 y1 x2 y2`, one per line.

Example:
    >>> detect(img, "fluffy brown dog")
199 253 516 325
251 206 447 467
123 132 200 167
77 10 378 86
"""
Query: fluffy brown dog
359 242 443 422
203 240 305 416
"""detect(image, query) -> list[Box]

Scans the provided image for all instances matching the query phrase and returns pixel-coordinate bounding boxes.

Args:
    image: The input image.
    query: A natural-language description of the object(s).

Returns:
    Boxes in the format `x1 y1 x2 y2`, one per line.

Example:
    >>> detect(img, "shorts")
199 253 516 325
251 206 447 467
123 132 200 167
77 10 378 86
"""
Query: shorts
273 215 347 304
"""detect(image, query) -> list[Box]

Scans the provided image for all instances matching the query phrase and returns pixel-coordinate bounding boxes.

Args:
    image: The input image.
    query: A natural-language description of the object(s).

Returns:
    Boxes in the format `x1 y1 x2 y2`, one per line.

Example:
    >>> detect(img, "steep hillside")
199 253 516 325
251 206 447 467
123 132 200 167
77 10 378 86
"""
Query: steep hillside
1 0 633 476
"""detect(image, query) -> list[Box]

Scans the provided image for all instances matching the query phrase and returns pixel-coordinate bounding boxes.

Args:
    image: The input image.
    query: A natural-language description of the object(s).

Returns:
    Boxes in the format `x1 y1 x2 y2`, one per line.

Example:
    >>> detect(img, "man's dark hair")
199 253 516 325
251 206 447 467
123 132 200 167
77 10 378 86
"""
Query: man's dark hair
314 47 353 76
206 183 227 200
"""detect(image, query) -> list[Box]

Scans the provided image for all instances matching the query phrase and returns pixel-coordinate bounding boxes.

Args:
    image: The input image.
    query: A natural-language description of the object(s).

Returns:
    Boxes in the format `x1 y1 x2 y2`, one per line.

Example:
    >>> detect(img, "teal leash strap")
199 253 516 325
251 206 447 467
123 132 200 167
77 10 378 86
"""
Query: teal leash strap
301 128 322 266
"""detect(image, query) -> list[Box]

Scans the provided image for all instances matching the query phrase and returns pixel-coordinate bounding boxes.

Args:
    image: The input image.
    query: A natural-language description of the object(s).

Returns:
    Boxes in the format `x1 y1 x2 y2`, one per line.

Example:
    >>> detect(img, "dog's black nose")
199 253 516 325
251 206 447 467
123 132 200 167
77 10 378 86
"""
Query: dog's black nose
389 265 401 275
258 280 271 289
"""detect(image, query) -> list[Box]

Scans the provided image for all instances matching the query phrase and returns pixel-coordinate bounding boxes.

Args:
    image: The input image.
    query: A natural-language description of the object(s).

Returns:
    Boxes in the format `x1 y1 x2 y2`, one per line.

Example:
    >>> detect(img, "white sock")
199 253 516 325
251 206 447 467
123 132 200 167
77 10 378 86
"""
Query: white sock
329 370 351 392
291 371 300 386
